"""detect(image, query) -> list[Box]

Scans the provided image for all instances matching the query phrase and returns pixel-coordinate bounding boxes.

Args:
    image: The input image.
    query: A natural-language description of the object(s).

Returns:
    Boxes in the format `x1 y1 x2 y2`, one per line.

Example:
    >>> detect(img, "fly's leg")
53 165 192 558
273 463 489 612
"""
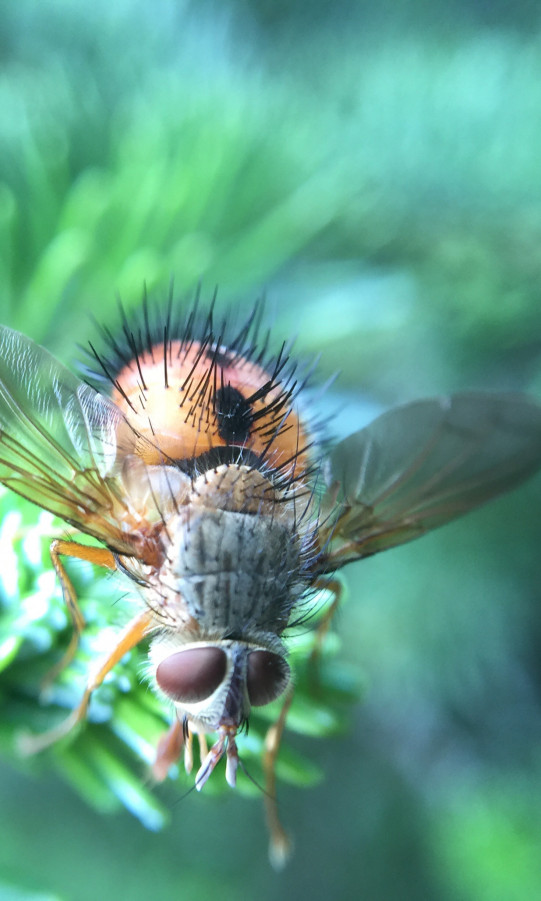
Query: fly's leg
184 728 209 774
152 716 185 781
197 732 208 763
45 540 117 688
18 610 152 755
310 577 343 668
263 687 295 870
152 721 209 781
263 579 342 866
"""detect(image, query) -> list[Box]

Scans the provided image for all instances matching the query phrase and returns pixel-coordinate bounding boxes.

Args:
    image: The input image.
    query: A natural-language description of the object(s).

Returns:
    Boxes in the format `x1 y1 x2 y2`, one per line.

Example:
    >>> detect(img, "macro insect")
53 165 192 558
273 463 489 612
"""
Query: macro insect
1 296 541 864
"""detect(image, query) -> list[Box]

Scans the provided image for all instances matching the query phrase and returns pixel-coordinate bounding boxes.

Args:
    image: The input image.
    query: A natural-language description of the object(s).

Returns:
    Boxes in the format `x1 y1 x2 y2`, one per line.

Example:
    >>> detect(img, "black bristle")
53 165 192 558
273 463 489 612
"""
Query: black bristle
142 285 155 361
163 322 169 390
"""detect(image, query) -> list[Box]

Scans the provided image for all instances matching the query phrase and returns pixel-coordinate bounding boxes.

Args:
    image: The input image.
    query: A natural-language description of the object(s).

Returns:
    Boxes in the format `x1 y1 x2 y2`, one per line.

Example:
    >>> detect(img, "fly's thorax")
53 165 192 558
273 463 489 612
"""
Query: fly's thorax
149 635 291 732
150 464 313 639
118 457 305 527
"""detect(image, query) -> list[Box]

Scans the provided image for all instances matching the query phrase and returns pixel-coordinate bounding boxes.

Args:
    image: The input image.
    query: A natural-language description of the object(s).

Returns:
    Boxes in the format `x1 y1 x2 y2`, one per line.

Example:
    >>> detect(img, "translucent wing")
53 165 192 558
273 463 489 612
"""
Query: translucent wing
0 325 142 553
319 392 541 568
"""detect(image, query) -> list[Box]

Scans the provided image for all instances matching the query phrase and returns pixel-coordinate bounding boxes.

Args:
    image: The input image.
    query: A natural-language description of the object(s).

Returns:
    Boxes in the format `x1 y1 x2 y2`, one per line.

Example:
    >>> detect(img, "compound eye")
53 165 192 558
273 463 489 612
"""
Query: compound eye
246 650 290 707
156 647 227 703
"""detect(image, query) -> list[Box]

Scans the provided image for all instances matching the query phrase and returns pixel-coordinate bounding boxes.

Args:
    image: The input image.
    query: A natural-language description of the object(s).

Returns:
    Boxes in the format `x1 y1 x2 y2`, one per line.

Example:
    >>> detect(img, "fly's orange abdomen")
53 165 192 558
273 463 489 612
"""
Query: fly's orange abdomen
111 338 312 479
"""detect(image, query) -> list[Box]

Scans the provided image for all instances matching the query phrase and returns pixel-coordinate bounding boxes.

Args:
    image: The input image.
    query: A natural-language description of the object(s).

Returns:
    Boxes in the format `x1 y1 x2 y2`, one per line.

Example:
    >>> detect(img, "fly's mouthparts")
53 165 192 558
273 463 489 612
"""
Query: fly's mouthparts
195 725 239 790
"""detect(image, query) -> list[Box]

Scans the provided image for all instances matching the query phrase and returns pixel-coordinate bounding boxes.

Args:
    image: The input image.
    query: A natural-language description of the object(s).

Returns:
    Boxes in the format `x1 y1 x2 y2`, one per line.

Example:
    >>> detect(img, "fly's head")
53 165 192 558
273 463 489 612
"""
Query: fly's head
149 636 291 788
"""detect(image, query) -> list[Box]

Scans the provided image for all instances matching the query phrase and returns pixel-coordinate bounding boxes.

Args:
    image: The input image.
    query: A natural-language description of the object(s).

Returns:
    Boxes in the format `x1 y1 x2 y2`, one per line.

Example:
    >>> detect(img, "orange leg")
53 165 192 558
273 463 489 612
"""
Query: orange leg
263 687 295 870
152 720 211 783
263 580 342 867
152 717 185 781
198 732 208 762
310 577 343 666
19 609 153 755
45 540 117 686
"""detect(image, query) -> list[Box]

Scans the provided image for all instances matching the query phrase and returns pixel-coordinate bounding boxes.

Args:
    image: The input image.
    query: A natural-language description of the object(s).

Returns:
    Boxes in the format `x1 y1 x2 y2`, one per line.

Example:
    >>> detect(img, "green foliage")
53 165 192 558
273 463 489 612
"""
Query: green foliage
433 773 541 901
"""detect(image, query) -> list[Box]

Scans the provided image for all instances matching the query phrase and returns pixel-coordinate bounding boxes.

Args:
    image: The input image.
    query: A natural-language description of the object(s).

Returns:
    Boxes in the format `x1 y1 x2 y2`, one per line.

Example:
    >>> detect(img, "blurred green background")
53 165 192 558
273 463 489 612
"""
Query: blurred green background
1 0 541 898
